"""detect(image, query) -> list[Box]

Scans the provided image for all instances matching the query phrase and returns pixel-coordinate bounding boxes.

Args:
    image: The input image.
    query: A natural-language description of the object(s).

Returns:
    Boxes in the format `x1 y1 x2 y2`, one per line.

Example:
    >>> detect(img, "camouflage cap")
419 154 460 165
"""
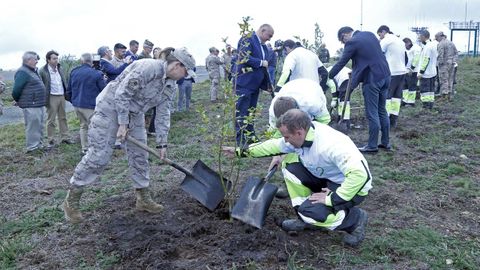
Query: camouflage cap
143 39 154 48
172 47 196 78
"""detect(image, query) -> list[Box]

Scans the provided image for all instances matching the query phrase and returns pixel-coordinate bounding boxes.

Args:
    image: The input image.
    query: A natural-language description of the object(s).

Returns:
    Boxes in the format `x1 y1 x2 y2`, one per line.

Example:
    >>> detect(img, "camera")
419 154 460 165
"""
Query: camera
92 54 101 70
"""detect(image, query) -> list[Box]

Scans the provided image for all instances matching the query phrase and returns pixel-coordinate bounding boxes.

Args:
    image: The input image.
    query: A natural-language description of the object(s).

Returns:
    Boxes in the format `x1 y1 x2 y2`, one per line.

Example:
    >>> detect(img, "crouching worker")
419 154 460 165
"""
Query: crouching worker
63 48 196 223
223 109 372 247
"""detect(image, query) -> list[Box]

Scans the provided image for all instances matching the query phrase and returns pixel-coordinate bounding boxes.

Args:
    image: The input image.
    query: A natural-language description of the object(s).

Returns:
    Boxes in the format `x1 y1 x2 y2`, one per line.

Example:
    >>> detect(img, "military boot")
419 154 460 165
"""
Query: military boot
62 186 84 223
135 188 164 213
343 208 368 247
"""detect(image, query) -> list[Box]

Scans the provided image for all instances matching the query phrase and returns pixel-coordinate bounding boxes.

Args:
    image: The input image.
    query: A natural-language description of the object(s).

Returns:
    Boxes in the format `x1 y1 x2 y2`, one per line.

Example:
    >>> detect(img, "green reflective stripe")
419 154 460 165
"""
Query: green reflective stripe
246 138 283 157
420 92 435 102
315 114 331 125
386 99 392 114
402 89 409 101
390 98 401 115
406 91 416 104
419 56 430 73
327 79 336 94
276 69 291 87
334 168 370 202
337 102 350 120
285 180 310 206
282 153 312 206
282 152 299 167
311 211 345 229
412 53 421 68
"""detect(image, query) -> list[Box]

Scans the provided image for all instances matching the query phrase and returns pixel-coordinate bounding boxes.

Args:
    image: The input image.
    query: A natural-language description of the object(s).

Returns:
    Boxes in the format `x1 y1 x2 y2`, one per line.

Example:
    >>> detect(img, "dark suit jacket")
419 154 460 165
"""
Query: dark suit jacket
232 32 269 94
329 31 390 89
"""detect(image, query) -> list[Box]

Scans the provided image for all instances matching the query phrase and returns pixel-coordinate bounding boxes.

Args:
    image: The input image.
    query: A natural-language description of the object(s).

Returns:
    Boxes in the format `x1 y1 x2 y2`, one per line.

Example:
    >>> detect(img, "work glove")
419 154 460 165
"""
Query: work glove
330 97 338 109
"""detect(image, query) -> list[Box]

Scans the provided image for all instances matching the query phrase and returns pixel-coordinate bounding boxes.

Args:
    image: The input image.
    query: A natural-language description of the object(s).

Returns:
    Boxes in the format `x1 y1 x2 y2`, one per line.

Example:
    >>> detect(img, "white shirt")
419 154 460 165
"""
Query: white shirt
406 43 421 69
269 79 328 128
327 66 351 87
282 47 324 83
420 40 438 79
380 33 407 76
47 65 64 95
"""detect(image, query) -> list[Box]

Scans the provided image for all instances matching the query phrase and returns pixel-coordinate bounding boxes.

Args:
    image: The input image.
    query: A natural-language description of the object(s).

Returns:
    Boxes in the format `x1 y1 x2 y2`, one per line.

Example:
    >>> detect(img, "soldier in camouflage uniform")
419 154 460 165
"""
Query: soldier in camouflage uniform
222 45 233 81
62 48 196 223
435 32 458 100
205 47 224 102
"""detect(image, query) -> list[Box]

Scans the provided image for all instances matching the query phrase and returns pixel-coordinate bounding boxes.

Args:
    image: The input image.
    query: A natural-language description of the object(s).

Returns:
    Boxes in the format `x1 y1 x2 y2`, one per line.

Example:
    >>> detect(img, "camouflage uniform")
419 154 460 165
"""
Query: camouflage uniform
222 53 232 81
437 39 458 96
206 54 223 101
70 59 176 189
0 81 5 115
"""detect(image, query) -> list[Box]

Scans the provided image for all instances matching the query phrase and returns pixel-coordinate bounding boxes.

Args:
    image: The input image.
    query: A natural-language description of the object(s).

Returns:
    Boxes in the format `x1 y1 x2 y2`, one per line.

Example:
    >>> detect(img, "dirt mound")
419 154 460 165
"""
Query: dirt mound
100 190 337 269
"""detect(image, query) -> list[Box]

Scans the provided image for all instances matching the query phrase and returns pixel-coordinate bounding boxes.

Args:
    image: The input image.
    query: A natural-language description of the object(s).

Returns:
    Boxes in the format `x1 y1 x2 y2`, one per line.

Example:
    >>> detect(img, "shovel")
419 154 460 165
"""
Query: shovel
332 73 353 134
231 165 279 229
126 136 229 211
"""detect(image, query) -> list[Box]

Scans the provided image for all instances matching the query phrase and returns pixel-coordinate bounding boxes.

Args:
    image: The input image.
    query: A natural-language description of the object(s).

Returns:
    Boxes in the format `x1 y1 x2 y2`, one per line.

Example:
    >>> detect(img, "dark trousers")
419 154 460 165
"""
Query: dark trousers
286 162 364 232
235 89 260 144
362 77 390 148
148 107 156 133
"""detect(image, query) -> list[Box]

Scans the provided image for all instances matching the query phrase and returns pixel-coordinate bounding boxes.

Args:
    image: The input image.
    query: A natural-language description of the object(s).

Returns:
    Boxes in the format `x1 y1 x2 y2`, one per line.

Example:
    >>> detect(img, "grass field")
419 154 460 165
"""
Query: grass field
0 58 479 269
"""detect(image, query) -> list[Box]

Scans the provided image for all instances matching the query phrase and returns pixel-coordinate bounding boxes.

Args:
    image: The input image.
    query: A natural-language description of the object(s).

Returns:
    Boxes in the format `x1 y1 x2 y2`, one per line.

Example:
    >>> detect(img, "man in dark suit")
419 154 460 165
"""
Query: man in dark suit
329 26 391 153
232 24 274 145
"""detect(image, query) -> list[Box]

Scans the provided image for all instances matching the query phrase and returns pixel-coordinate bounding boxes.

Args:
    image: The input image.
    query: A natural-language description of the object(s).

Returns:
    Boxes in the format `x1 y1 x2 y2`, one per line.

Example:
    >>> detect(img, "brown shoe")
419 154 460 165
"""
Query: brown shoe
62 186 84 223
135 188 163 213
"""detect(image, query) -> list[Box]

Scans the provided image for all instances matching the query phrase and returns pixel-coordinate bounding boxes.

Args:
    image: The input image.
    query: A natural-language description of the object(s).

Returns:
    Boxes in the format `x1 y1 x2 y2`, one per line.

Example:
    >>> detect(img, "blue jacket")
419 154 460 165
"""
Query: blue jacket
232 32 269 93
100 58 128 83
67 64 106 109
329 31 390 89
125 50 138 61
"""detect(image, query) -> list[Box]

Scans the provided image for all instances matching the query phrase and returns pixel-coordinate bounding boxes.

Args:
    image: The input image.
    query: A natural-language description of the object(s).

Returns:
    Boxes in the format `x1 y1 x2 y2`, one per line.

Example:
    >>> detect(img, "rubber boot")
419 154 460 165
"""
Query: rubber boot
343 208 368 247
62 186 84 223
135 188 163 213
389 115 398 130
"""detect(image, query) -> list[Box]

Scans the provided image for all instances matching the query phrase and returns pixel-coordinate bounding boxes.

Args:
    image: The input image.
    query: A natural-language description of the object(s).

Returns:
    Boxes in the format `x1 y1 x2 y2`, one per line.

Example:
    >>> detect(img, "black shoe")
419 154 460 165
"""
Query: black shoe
389 115 398 129
275 187 289 199
378 144 392 151
281 219 321 232
61 139 75 145
343 208 368 247
358 145 378 153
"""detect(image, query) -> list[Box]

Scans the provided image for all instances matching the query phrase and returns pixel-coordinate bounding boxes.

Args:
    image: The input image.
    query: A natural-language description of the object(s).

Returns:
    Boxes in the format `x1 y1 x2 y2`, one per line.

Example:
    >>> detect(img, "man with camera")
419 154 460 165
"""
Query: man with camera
98 46 131 83
67 53 107 154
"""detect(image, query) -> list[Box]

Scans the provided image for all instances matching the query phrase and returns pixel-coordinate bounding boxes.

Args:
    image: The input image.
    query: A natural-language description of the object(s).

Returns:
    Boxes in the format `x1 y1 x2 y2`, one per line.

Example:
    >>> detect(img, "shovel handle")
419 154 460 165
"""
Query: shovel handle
264 165 277 182
339 73 353 123
125 135 194 178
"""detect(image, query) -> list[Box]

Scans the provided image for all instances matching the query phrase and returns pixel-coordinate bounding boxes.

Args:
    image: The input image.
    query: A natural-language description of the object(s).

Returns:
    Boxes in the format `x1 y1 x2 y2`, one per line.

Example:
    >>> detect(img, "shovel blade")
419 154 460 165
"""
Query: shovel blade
180 160 230 211
231 176 278 229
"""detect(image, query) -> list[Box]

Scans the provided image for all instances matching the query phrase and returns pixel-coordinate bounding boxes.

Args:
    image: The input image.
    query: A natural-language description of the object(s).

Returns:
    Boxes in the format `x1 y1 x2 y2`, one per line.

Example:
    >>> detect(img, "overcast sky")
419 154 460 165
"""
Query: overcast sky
1 0 479 70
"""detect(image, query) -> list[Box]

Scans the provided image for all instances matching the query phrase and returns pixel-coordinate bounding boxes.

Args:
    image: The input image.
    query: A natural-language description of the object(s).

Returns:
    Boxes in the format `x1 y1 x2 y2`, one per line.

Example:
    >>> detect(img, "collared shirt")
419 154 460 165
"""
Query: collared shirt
47 65 64 95
256 34 266 60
